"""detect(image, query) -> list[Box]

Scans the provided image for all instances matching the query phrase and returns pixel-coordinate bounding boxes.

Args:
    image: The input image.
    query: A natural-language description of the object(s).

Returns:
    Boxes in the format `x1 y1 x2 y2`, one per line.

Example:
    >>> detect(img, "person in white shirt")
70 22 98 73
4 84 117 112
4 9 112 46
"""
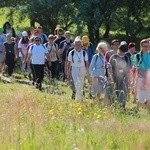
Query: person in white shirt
67 37 89 100
45 34 58 79
18 31 29 72
27 36 49 90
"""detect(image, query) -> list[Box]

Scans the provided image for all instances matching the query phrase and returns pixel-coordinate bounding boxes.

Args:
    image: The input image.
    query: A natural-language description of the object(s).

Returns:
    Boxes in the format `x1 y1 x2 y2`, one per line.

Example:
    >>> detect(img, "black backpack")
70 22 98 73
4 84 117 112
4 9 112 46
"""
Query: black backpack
136 52 142 65
42 34 48 44
45 43 57 50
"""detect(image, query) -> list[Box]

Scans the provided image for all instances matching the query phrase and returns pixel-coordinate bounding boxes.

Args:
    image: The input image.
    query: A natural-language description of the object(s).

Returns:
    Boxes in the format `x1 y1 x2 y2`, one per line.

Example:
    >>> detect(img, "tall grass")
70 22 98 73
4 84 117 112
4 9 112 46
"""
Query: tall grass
0 82 150 149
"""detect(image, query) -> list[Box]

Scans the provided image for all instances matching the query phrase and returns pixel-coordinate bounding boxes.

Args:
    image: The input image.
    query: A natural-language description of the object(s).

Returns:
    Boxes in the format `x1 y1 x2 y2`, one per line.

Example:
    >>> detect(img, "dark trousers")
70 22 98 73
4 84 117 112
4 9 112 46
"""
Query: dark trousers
50 61 57 79
5 54 15 76
32 64 45 88
114 76 128 107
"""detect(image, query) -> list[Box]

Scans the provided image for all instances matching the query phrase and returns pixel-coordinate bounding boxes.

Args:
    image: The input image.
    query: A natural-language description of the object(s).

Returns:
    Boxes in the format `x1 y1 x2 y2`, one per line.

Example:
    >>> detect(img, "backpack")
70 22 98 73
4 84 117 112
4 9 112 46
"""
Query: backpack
62 41 73 61
94 54 108 77
30 44 46 52
113 54 129 64
112 54 129 78
45 43 57 50
136 52 142 65
71 50 86 63
42 34 48 44
94 54 107 67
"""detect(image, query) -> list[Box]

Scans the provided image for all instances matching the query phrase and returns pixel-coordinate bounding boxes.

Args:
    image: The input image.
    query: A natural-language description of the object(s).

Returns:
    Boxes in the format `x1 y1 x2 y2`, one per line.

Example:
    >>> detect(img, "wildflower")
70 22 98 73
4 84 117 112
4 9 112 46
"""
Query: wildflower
97 114 101 119
49 109 54 115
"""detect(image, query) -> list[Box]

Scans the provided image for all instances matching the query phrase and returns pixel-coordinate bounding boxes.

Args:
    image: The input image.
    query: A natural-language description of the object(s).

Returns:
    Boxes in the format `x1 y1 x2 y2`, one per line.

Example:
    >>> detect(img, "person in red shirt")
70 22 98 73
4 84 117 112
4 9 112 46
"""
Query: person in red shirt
105 39 120 63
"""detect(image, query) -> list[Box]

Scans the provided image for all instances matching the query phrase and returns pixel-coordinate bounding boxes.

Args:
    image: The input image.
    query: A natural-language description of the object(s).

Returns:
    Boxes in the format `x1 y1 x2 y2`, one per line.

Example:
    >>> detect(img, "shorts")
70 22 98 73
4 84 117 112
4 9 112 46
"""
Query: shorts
136 77 150 103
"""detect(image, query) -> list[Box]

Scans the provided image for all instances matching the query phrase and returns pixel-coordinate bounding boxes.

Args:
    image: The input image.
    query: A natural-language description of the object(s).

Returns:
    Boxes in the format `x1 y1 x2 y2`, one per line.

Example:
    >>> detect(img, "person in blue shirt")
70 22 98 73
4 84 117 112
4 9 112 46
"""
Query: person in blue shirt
134 39 150 110
89 42 107 102
82 35 95 64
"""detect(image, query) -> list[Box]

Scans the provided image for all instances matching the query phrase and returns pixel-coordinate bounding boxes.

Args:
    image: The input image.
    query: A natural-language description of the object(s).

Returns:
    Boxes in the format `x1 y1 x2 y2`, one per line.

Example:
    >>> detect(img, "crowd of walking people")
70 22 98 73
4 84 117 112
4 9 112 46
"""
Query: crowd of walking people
0 21 150 110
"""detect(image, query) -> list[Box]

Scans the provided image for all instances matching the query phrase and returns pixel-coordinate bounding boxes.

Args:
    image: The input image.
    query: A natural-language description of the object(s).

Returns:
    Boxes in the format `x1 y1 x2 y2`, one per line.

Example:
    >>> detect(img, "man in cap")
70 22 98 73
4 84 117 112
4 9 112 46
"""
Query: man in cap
58 31 73 80
67 37 89 101
0 27 6 74
108 42 130 108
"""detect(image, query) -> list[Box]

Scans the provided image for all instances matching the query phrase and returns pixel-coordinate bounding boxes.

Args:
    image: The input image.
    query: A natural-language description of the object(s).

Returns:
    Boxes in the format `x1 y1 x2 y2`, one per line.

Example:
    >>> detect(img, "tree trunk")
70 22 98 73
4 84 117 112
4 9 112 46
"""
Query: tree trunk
103 22 110 38
94 28 100 44
30 18 35 28
87 23 95 45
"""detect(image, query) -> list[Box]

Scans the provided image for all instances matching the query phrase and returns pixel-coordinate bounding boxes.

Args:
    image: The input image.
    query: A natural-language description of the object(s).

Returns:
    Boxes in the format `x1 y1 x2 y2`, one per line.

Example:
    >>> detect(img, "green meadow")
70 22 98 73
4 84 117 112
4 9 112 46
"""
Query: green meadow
0 6 150 150
0 75 150 150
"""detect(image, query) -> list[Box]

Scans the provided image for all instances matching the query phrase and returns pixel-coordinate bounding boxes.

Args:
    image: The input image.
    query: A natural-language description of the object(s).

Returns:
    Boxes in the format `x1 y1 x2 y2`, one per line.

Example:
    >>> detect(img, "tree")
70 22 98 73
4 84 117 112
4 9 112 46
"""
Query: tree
114 0 150 40
74 0 120 44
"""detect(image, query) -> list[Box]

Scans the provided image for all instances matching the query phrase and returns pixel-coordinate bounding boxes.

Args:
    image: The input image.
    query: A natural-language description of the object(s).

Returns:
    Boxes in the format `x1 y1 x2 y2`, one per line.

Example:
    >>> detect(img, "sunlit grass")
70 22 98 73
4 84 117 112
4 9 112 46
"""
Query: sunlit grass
0 81 150 149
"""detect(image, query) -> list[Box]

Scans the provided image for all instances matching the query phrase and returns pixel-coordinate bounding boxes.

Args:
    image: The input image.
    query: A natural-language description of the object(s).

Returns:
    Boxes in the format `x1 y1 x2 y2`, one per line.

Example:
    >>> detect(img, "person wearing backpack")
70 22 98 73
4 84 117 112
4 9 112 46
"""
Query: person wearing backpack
67 37 89 101
27 36 49 91
36 26 48 44
89 42 107 103
108 42 130 108
58 31 73 81
18 31 29 72
45 34 58 79
134 39 150 110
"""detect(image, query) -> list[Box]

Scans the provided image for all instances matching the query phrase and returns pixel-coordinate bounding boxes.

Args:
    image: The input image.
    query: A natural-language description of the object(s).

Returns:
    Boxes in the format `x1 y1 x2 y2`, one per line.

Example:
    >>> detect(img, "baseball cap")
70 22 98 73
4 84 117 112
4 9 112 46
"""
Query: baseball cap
22 31 28 37
74 37 82 44
119 43 128 52
48 34 54 39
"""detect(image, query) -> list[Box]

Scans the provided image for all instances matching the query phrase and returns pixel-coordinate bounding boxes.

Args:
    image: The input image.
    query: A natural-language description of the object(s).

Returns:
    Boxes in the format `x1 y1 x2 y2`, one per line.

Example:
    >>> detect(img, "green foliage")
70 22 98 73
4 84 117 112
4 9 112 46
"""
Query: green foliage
0 0 149 43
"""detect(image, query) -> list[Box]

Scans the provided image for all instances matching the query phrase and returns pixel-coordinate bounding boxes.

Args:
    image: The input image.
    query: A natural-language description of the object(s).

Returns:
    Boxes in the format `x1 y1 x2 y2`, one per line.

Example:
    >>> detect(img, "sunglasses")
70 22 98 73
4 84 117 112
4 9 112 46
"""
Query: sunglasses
35 39 40 41
113 43 119 46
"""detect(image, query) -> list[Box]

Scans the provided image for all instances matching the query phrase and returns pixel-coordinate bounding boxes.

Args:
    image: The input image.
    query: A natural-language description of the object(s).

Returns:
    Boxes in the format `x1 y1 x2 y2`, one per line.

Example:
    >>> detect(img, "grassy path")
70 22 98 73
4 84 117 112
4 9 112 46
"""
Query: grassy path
0 77 150 150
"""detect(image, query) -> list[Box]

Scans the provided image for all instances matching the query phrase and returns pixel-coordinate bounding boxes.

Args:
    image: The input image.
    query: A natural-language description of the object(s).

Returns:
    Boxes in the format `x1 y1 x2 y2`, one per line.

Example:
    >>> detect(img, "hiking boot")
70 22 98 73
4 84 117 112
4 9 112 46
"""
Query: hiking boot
89 93 93 99
71 91 76 100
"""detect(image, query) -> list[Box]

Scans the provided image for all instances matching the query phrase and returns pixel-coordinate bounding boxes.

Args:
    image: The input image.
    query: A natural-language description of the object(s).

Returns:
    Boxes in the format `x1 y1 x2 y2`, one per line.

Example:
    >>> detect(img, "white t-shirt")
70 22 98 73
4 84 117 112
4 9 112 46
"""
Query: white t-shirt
68 49 88 67
29 44 48 65
18 39 28 57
